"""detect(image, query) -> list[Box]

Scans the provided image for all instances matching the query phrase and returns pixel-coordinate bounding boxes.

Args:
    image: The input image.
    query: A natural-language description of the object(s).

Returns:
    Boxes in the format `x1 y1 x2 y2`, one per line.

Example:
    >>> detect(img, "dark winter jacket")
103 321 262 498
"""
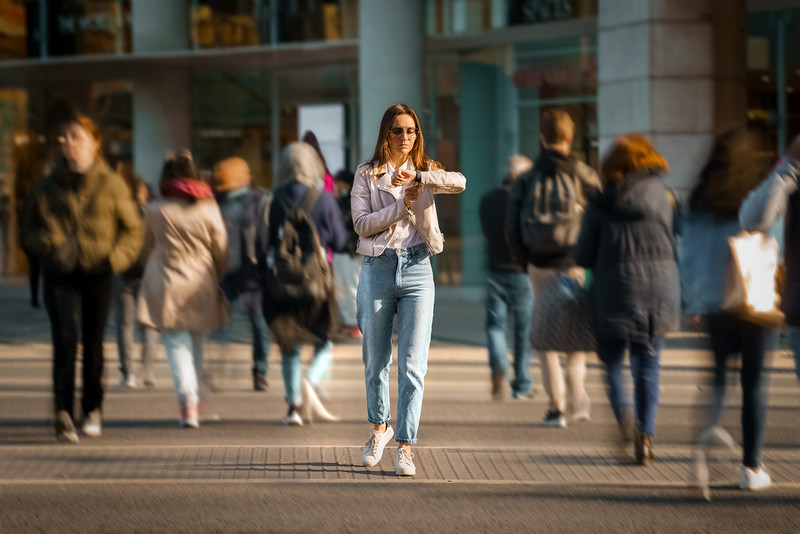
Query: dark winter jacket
480 182 525 273
574 170 679 345
505 149 601 269
217 186 272 298
740 156 800 325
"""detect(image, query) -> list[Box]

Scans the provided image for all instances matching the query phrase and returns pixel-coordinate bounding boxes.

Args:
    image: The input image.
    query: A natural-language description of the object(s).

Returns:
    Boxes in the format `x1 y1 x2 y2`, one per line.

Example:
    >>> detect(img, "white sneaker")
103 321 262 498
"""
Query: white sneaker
395 448 416 476
361 425 394 467
120 375 136 388
82 410 102 438
739 466 771 491
282 407 303 427
542 410 567 428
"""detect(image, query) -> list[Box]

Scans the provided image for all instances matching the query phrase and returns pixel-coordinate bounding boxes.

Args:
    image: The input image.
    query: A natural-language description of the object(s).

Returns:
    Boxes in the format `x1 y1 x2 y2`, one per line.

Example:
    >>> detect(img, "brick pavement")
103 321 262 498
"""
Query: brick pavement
1 278 798 496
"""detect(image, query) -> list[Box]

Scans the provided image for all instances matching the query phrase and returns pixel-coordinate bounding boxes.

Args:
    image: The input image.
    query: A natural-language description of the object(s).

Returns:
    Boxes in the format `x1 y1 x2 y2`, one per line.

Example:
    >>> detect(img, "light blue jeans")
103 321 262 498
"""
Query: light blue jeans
161 330 206 408
789 327 800 381
281 341 333 406
485 271 534 397
358 244 435 445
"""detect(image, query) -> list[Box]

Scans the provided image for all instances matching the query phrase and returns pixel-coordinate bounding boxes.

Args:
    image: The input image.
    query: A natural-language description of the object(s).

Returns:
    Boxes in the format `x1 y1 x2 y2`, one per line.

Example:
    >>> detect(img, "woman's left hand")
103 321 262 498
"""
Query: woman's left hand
391 169 416 187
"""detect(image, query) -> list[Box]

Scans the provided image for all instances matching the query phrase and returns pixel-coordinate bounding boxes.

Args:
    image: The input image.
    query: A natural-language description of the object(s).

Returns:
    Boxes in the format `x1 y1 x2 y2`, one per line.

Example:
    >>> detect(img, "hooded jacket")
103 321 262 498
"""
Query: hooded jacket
22 158 143 274
574 170 679 344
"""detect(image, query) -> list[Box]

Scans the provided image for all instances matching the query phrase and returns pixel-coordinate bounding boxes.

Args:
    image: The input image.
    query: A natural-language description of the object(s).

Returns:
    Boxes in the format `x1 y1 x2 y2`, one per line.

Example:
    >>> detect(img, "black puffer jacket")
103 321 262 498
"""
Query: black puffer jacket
574 170 679 345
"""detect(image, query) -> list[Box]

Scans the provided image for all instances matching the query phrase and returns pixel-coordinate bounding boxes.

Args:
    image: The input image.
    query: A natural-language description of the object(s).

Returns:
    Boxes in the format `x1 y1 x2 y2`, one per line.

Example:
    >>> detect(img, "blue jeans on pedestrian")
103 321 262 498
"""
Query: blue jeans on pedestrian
281 341 333 406
485 271 533 397
358 244 435 445
597 337 664 436
788 326 800 381
219 285 272 376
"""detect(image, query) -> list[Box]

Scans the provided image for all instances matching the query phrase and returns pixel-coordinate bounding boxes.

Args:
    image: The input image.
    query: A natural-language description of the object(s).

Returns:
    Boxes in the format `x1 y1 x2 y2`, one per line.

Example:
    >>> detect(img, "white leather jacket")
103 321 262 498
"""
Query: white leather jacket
351 161 466 257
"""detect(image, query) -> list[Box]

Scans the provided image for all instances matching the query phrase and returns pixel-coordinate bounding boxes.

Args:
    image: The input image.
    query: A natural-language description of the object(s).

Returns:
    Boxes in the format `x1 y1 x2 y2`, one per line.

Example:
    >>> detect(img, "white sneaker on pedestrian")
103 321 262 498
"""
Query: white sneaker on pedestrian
739 466 771 491
282 406 303 427
82 410 102 438
395 448 416 476
361 425 394 467
120 374 136 388
542 410 567 428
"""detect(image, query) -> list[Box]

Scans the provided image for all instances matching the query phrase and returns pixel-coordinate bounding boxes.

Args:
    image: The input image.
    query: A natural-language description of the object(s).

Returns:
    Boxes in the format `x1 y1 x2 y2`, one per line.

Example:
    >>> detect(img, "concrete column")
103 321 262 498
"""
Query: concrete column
597 0 747 194
133 69 192 184
358 0 424 161
132 0 190 53
131 0 192 184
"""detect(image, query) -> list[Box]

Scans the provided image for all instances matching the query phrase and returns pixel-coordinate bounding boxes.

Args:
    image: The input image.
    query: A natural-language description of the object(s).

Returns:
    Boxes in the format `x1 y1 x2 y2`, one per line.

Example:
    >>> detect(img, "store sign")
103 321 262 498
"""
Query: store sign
57 13 115 34
510 0 587 25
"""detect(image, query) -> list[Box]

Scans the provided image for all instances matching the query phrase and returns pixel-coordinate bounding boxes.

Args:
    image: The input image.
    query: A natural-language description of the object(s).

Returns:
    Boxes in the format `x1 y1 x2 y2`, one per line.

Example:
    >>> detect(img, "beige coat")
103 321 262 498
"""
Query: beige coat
351 162 466 256
138 198 229 332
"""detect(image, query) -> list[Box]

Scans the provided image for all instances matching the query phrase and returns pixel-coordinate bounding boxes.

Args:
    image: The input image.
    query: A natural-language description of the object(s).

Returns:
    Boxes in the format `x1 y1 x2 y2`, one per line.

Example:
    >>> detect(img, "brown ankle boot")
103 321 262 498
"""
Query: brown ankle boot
636 432 654 466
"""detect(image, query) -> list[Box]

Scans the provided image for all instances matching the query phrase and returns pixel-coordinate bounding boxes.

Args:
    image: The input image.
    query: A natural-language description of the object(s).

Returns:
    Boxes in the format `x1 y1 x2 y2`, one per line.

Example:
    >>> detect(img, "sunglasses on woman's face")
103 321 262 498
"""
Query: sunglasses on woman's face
389 127 418 138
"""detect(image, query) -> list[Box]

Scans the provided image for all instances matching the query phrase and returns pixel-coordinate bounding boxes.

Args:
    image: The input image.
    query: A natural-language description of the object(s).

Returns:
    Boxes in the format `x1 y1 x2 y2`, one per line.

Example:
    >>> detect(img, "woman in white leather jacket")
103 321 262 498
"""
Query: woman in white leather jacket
352 103 465 476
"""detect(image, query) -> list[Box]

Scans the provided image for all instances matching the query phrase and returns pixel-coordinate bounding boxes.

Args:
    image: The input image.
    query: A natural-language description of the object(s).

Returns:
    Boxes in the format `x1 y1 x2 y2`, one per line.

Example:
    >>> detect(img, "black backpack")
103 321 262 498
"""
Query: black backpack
263 186 336 350
519 162 583 257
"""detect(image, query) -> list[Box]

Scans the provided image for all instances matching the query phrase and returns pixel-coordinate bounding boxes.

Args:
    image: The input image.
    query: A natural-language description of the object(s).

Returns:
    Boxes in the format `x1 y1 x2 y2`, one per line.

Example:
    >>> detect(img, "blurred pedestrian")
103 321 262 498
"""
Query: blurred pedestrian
353 103 466 476
480 155 535 401
332 168 362 339
113 176 159 388
0 180 10 276
574 133 679 466
302 130 335 194
138 150 229 428
263 142 347 426
506 109 601 427
724 131 800 489
22 111 143 443
212 157 273 392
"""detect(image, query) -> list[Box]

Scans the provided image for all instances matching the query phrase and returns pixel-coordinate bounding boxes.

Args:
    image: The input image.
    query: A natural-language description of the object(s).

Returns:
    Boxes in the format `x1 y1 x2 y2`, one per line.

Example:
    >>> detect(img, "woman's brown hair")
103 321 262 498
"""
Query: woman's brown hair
369 103 441 171
600 133 668 186
689 128 773 217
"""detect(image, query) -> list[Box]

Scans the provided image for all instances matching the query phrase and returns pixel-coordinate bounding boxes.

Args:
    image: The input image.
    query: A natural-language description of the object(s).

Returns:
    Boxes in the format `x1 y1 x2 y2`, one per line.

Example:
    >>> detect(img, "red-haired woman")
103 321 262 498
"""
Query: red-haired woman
574 133 680 465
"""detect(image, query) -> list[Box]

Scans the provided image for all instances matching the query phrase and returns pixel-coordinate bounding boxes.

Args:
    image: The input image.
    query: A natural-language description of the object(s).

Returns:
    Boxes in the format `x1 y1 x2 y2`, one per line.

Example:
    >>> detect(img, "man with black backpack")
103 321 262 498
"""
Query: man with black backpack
263 142 347 426
505 108 602 428
213 157 274 392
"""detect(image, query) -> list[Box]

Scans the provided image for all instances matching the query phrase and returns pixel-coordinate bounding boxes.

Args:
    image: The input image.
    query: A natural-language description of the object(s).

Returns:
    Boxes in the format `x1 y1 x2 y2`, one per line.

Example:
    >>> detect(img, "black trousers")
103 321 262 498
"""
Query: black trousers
705 313 774 468
44 269 113 419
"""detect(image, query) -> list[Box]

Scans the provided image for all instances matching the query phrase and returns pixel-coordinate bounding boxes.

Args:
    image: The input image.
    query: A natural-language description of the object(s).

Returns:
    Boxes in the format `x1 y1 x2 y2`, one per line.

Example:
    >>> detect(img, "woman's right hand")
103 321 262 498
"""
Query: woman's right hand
404 182 419 210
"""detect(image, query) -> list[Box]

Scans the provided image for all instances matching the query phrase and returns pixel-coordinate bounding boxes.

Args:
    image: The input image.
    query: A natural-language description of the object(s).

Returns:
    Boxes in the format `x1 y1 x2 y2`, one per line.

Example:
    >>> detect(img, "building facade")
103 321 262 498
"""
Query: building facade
0 0 797 285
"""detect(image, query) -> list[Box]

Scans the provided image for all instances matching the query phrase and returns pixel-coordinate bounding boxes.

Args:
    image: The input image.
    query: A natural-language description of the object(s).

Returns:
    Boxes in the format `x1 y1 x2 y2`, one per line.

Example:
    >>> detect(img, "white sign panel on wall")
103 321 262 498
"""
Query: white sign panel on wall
298 103 347 176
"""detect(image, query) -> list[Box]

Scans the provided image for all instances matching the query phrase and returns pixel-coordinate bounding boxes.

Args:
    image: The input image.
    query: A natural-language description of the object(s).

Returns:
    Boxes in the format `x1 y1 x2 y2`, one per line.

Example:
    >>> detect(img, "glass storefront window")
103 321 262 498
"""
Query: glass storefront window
428 34 596 286
191 64 357 189
37 0 131 57
747 8 800 156
0 0 29 59
191 0 358 49
426 0 596 36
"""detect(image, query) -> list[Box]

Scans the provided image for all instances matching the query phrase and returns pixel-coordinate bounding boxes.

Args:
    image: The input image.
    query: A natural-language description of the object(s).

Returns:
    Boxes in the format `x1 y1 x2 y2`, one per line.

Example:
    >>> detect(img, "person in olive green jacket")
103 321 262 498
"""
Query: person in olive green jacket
22 112 143 444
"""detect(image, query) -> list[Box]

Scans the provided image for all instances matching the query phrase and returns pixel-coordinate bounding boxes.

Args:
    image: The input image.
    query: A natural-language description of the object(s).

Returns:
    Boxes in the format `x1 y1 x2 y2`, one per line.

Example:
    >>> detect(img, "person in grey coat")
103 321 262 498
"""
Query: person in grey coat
574 133 679 466
740 135 800 384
